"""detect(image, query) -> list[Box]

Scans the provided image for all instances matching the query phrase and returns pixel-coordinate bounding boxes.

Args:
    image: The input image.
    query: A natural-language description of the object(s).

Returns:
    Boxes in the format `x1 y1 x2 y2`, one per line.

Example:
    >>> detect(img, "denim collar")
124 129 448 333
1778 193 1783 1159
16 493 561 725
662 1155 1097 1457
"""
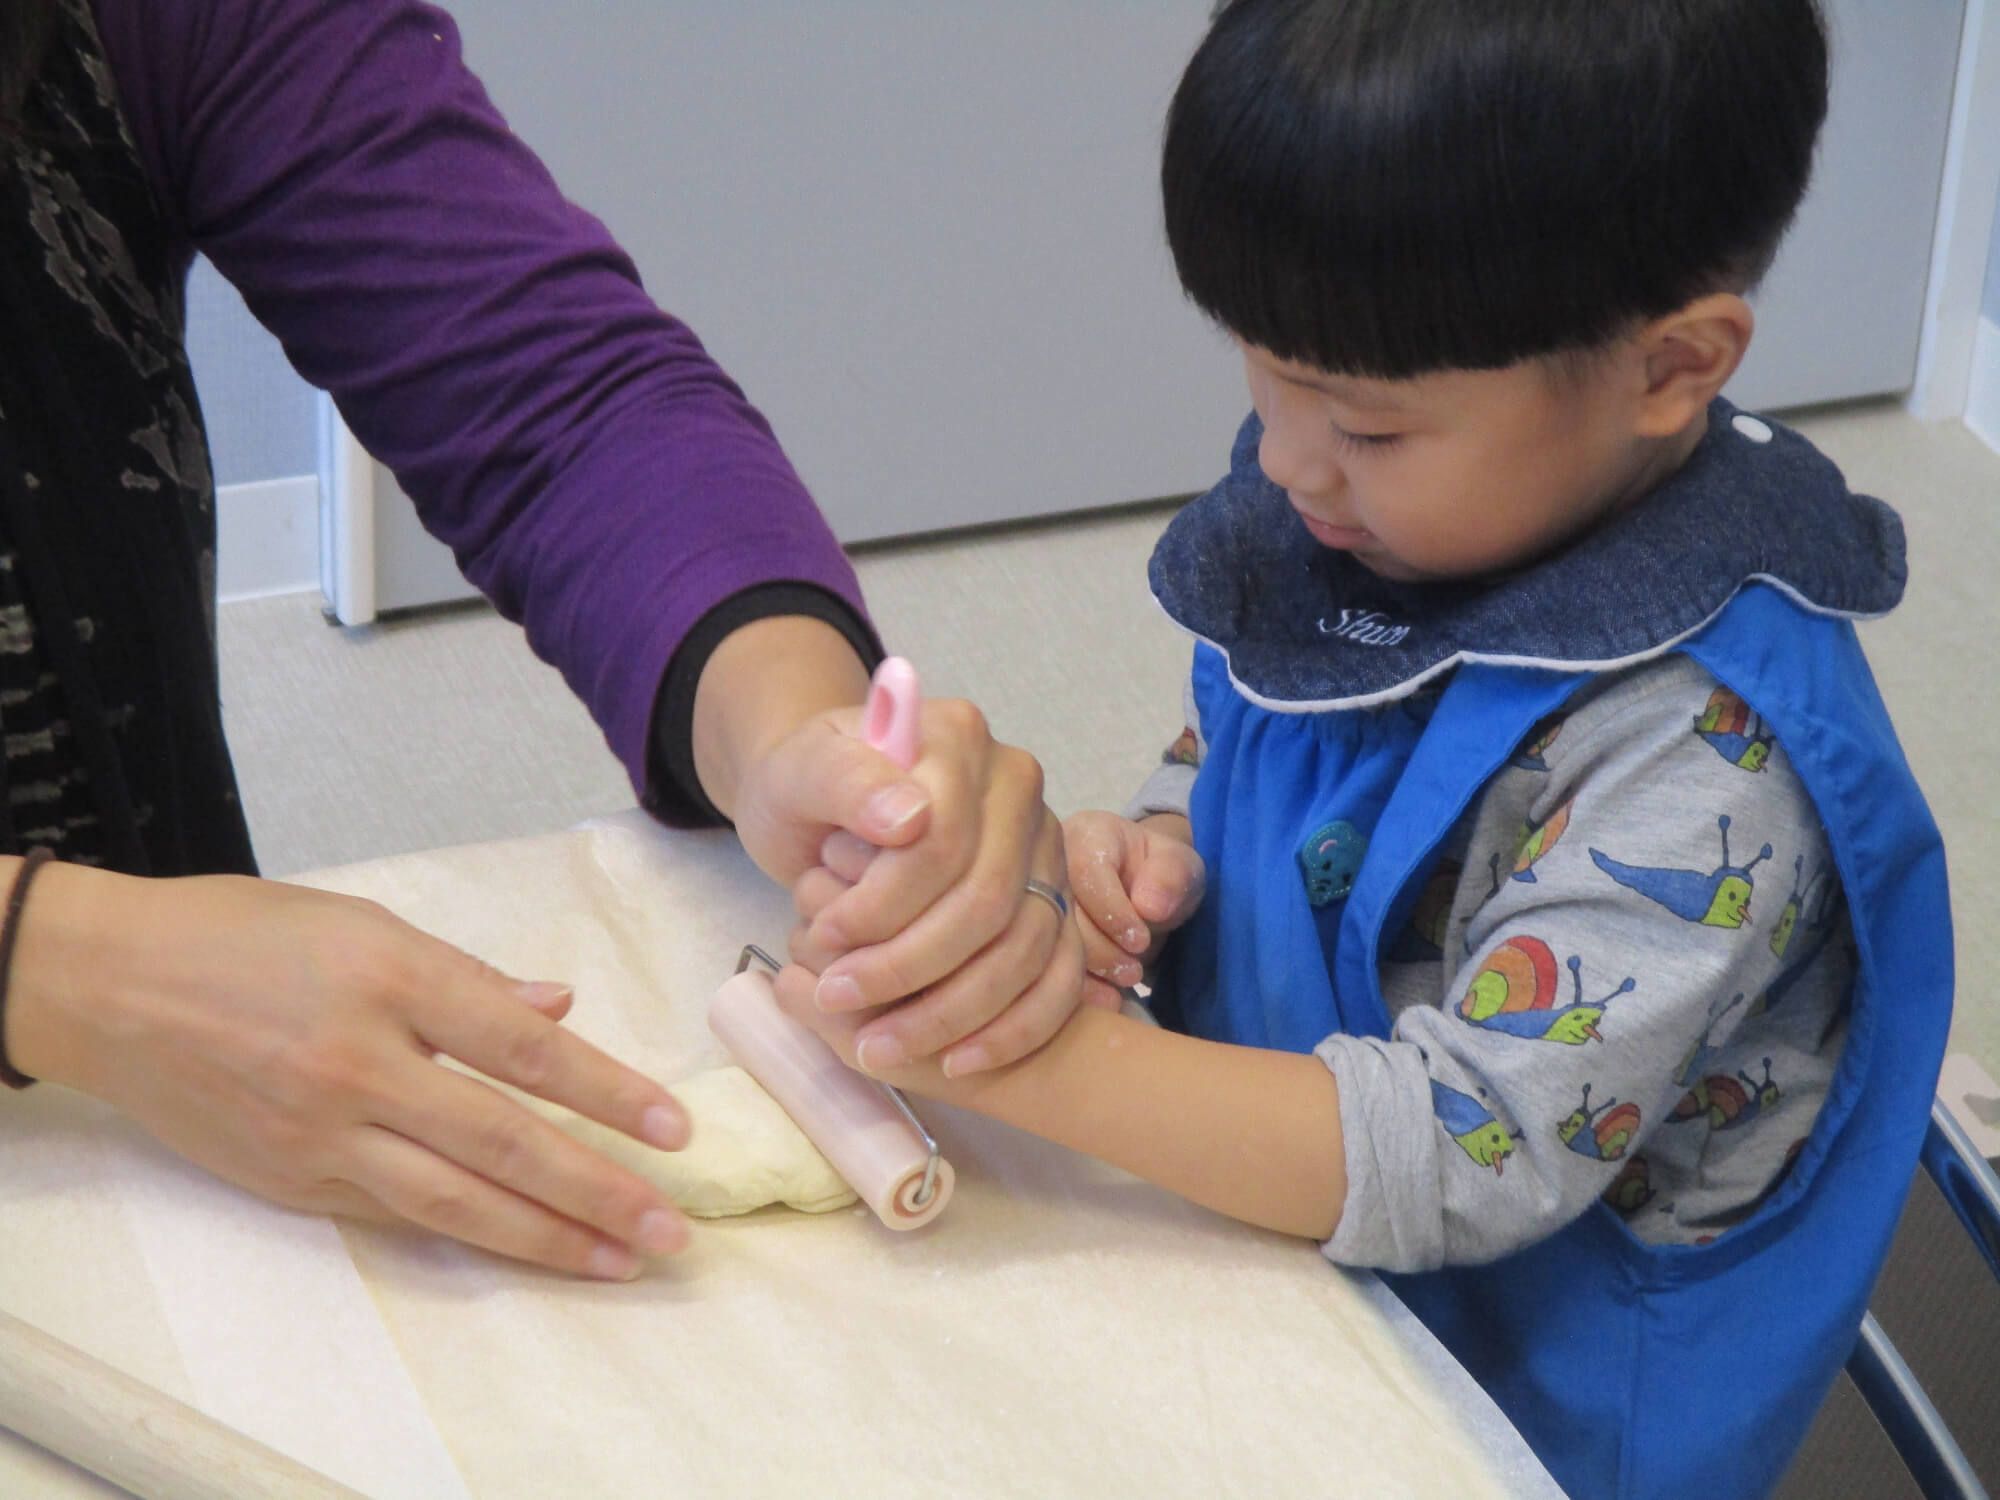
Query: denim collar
1148 399 1907 712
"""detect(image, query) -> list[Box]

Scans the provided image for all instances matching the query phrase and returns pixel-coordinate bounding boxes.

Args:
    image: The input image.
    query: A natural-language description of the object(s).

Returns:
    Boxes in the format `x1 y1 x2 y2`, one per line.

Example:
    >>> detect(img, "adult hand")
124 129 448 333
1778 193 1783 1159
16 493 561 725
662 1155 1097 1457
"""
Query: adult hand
4 861 691 1279
690 619 1086 1076
745 695 1087 1076
1063 810 1206 1009
767 956 954 1099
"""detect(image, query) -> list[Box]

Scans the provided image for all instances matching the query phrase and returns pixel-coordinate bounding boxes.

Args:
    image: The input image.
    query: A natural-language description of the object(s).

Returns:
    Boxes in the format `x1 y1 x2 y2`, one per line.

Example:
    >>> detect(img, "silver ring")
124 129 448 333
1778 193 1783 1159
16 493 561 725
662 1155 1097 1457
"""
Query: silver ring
1023 877 1069 923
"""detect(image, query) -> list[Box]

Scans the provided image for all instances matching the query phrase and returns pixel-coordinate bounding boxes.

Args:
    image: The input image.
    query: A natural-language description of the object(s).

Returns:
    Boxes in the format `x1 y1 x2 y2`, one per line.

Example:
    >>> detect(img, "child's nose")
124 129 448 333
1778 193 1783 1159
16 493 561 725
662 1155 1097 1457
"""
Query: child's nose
1258 419 1341 499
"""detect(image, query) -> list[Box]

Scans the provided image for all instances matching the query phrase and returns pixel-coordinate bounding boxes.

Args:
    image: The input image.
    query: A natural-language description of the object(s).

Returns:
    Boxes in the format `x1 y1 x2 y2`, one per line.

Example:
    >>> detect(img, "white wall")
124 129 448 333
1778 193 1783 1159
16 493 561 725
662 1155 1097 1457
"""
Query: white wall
184 259 322 601
1968 198 2000 452
188 2 1991 585
1986 187 2000 322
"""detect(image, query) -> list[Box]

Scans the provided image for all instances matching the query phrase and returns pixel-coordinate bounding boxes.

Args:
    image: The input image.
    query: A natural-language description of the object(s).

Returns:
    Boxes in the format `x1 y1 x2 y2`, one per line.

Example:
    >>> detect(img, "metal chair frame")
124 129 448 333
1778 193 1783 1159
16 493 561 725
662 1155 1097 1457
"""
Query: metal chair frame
1844 1099 2000 1500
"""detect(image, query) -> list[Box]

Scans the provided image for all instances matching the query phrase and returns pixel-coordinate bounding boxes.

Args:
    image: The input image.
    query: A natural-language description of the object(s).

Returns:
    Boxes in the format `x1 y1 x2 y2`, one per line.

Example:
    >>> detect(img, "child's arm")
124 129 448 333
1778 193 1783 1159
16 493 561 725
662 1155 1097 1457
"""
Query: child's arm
772 971 1348 1240
782 678 1346 1240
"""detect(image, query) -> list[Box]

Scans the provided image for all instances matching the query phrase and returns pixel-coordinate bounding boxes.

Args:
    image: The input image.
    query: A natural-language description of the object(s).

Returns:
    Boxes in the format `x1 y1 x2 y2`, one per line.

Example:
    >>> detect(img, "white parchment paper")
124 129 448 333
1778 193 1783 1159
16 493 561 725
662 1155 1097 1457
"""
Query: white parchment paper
2 811 1564 1499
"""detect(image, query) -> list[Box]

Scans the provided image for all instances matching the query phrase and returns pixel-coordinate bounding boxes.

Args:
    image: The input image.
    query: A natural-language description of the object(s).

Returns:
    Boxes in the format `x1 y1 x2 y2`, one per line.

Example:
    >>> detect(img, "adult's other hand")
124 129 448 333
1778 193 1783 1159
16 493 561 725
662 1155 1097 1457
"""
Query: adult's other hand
4 861 692 1279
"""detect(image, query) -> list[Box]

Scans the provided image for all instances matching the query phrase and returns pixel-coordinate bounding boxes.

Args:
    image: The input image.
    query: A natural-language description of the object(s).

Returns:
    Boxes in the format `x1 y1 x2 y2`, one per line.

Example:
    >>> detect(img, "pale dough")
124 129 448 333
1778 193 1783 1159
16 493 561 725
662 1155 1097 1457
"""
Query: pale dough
535 1065 858 1218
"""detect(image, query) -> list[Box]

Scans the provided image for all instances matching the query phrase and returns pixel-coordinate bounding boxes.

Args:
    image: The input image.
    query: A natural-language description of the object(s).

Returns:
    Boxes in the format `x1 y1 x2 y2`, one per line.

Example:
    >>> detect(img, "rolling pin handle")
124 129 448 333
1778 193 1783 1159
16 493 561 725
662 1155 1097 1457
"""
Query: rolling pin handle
729 945 945 1220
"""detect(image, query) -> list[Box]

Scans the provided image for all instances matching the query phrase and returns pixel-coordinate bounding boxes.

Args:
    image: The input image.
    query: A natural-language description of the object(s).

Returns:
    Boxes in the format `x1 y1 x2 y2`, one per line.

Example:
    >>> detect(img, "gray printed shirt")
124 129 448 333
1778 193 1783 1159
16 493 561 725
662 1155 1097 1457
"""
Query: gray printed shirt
1131 651 1851 1271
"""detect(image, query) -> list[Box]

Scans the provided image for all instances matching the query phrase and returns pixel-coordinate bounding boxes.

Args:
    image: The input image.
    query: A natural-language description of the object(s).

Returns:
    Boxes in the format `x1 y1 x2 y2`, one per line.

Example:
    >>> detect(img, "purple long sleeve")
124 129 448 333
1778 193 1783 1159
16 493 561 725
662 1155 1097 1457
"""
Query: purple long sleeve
90 0 872 796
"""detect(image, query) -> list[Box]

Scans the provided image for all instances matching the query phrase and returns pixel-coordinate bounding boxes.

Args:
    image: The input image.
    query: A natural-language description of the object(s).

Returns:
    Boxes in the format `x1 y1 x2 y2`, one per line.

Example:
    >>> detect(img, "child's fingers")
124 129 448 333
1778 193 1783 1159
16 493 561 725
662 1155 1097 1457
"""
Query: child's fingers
1075 910 1143 990
1130 841 1207 931
1067 838 1150 957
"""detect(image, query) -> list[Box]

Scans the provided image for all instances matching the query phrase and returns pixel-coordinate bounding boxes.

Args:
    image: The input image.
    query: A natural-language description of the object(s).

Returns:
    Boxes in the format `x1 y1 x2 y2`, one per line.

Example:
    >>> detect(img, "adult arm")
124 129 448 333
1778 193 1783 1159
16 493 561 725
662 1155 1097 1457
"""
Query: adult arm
95 0 1081 1062
98 0 868 806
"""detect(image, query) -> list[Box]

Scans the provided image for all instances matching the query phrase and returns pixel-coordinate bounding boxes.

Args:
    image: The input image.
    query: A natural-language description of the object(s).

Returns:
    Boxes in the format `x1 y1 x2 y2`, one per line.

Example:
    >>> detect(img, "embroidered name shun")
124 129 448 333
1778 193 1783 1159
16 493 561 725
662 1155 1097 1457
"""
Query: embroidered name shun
1318 609 1412 646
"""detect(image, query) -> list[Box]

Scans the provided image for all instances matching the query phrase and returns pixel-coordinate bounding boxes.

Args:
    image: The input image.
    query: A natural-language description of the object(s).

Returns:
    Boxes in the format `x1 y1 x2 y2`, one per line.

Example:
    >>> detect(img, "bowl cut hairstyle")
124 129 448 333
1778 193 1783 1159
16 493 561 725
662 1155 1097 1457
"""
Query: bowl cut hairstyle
1163 0 1830 379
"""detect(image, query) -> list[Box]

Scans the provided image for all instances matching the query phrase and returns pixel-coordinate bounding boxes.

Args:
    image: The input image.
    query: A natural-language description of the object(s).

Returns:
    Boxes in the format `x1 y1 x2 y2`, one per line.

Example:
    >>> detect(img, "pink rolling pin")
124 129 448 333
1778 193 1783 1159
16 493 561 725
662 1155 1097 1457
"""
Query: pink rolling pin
708 657 955 1230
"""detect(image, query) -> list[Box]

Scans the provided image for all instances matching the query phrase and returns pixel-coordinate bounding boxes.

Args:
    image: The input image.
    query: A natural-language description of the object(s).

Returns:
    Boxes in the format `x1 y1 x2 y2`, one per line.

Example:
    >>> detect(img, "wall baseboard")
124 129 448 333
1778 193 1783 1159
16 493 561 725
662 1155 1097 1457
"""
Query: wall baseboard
1967 316 2000 458
217 474 320 604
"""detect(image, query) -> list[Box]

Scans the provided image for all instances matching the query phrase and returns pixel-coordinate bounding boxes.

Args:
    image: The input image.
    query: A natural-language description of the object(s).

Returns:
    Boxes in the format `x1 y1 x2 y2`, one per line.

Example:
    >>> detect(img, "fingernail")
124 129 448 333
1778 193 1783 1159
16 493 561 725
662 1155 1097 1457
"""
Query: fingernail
517 980 573 1007
856 1034 905 1073
1113 961 1143 985
942 1045 988 1079
589 1243 639 1281
817 973 864 1012
1133 886 1173 921
1121 926 1150 954
866 784 928 835
636 1210 684 1255
641 1104 688 1151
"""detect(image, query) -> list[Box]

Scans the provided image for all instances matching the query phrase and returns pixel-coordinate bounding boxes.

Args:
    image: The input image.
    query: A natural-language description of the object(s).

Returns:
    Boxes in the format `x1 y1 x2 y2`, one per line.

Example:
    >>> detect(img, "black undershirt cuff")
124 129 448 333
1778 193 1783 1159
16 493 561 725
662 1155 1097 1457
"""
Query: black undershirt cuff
643 583 884 827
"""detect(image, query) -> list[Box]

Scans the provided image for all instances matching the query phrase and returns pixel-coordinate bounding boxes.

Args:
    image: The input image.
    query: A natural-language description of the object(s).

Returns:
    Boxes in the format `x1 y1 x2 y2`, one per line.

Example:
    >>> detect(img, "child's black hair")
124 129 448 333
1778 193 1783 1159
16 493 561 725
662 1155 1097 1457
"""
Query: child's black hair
1162 0 1829 379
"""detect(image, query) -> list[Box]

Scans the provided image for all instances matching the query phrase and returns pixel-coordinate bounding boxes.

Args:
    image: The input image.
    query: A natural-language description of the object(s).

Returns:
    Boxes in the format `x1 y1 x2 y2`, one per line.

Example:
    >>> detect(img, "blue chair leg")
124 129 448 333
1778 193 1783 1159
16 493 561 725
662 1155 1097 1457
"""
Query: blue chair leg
1846 1313 1989 1500
1922 1100 2000 1286
1841 1100 2000 1500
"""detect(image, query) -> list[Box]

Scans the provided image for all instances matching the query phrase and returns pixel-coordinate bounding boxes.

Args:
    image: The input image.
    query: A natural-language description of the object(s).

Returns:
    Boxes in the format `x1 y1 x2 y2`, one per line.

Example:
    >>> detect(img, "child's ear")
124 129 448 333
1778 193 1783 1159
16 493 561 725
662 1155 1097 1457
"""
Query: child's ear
1631 294 1755 437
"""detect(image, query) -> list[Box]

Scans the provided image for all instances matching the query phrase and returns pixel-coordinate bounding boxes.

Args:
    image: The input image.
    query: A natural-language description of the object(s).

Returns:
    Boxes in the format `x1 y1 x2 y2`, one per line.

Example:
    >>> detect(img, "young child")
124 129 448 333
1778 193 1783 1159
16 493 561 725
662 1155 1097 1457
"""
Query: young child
781 3 1953 1495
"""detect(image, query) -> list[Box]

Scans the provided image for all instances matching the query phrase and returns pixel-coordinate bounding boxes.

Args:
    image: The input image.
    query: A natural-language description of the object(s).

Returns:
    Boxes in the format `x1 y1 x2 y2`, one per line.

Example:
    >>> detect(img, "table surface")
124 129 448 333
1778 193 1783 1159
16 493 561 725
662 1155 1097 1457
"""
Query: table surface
0 813 1564 1499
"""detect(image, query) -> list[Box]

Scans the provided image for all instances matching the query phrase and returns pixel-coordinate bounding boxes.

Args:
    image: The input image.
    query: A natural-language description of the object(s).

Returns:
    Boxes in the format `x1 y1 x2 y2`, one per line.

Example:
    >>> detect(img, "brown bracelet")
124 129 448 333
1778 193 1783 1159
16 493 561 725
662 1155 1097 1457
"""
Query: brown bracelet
0 845 56 1090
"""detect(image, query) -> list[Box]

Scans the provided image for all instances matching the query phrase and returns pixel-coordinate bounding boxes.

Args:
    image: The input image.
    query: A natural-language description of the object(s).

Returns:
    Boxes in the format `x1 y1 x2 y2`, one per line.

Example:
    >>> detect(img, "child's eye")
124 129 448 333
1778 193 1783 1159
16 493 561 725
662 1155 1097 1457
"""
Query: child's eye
1332 425 1402 453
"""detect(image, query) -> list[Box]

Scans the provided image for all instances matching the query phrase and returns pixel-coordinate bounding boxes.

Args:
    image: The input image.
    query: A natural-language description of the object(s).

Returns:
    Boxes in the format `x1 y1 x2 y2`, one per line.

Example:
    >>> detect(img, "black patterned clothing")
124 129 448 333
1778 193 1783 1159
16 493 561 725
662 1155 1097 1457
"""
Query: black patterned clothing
0 0 253 874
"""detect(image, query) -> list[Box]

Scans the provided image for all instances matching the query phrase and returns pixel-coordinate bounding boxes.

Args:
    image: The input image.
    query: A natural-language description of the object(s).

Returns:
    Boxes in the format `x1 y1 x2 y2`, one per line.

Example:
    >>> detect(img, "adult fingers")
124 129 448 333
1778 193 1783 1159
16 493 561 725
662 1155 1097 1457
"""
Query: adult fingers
917 919 1087 1078
410 976 569 1059
819 830 879 886
803 700 1022 962
789 866 855 971
845 838 1080 1072
407 948 688 1155
770 960 869 1067
809 745 1048 1011
343 1124 661 1279
374 1058 688 1263
792 863 851 921
734 716 932 886
393 945 695 1259
515 980 576 1021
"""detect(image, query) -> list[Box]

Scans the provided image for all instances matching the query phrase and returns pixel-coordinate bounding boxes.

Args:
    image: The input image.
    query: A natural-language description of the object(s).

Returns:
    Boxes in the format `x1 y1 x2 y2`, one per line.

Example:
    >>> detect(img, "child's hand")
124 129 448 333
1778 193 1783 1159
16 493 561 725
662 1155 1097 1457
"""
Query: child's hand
1063 810 1205 1007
